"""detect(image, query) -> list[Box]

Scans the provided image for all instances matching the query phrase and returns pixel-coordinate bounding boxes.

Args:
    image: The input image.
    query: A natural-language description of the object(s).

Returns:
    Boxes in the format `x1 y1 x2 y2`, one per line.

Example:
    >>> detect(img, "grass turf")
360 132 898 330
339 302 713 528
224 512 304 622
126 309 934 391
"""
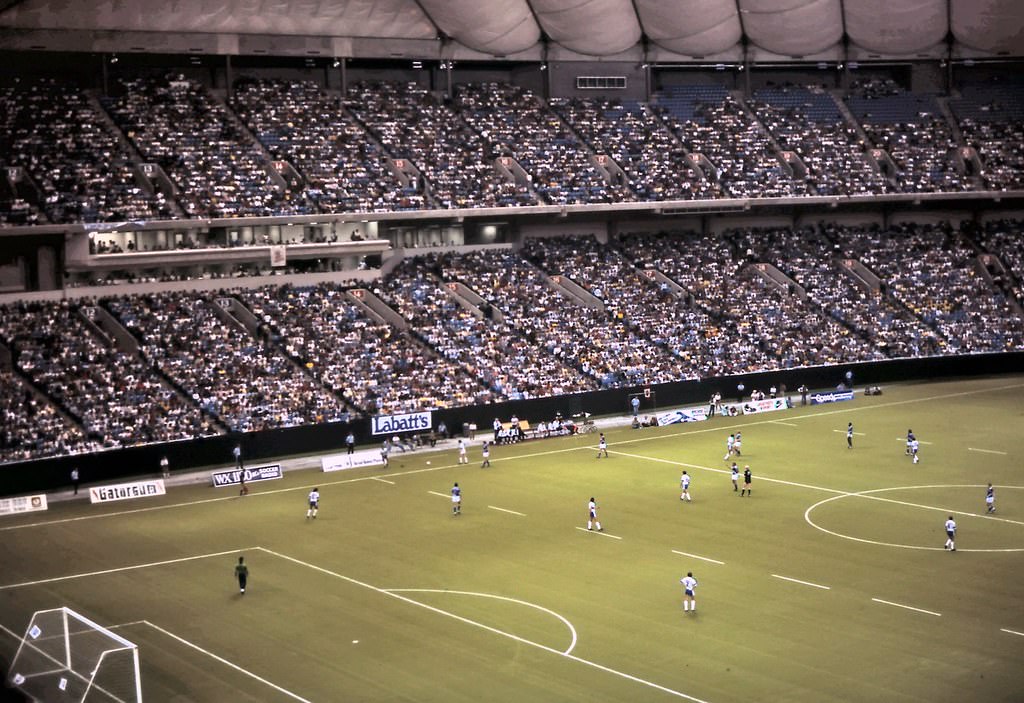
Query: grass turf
1 374 1023 702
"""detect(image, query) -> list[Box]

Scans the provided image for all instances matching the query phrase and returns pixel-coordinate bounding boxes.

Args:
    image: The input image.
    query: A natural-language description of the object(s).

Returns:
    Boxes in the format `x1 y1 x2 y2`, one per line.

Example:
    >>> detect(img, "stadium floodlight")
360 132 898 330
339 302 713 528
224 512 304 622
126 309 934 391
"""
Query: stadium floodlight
7 607 142 703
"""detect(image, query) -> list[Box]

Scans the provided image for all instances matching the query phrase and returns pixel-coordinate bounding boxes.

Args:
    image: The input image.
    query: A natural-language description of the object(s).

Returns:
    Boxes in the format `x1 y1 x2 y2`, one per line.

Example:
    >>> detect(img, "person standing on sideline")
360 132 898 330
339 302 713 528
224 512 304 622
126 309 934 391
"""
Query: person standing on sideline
70 467 80 495
944 516 956 551
235 556 248 594
451 482 461 515
741 466 752 496
724 434 735 461
847 422 854 449
458 438 468 464
680 572 698 613
597 433 609 459
680 471 691 502
233 443 244 471
481 442 491 468
306 488 320 519
731 463 740 492
345 431 355 456
160 456 170 479
631 395 640 418
986 484 995 514
587 497 603 531
380 439 390 467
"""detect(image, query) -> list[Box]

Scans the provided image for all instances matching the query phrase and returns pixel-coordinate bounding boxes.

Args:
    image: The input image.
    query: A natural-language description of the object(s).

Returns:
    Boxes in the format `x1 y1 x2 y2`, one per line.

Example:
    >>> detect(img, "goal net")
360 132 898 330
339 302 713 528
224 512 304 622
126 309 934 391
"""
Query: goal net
6 607 142 703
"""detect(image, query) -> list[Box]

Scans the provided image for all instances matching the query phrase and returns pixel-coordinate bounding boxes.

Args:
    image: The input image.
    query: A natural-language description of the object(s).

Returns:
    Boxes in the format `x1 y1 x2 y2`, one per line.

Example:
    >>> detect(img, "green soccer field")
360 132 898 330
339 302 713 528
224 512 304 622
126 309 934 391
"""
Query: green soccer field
2 375 1024 702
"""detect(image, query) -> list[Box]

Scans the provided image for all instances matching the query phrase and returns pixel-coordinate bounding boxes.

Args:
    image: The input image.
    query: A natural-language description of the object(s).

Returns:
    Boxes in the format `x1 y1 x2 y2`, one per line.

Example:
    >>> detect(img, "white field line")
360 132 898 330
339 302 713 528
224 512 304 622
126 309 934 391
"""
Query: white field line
611 448 1024 527
968 448 1008 456
870 598 941 617
142 620 313 703
832 429 866 436
371 477 396 484
770 421 798 427
259 547 707 702
671 550 724 565
0 547 257 591
771 574 831 590
487 505 526 516
895 438 933 445
1000 628 1024 637
574 526 623 540
427 490 449 498
6 380 1020 534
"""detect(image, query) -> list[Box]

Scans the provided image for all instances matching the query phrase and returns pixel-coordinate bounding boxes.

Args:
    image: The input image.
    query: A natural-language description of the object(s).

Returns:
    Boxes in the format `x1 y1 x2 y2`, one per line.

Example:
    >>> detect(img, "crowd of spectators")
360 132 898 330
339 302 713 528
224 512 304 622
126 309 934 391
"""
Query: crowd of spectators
345 81 533 209
549 97 713 200
0 78 174 224
453 83 621 206
748 84 889 196
230 79 425 212
376 255 593 399
0 299 219 453
105 291 347 431
103 74 309 218
236 283 485 415
0 370 102 462
972 219 1024 304
847 78 969 193
949 81 1024 191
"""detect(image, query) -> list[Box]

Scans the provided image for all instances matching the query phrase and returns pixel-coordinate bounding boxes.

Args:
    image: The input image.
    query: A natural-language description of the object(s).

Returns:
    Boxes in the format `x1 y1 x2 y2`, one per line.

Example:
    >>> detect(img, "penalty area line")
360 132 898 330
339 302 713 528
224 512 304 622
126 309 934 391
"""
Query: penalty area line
427 490 449 498
671 550 724 565
371 477 396 484
871 598 941 617
142 620 312 703
968 448 1007 456
771 574 831 590
487 505 526 516
1000 628 1024 638
575 526 623 540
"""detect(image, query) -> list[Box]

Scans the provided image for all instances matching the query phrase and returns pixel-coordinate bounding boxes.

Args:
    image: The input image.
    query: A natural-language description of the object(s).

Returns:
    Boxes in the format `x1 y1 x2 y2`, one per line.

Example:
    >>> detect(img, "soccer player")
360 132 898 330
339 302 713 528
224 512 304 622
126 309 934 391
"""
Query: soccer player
597 433 608 459
733 431 742 456
847 422 854 449
910 438 920 463
723 434 735 460
731 463 740 492
238 470 249 497
481 441 491 468
587 497 603 531
235 556 248 594
905 429 915 455
986 484 995 514
944 516 956 551
458 438 468 464
741 466 752 496
680 572 698 612
380 439 390 467
451 482 461 515
306 487 320 519
680 471 691 502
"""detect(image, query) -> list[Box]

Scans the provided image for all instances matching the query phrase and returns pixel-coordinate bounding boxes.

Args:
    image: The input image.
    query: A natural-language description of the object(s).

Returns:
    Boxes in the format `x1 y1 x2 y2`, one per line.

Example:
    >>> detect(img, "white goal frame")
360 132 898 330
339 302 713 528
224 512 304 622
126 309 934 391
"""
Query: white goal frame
6 606 142 703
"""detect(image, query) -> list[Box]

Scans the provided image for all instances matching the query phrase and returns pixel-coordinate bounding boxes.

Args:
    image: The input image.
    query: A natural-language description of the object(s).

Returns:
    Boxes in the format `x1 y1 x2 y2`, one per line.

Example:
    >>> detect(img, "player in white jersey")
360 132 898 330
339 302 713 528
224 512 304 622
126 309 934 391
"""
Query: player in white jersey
731 463 740 492
733 432 742 456
679 471 691 502
680 572 698 612
596 433 608 459
723 434 735 460
306 488 320 519
587 497 603 531
451 482 461 515
944 516 956 551
910 439 920 463
986 484 995 514
458 439 468 464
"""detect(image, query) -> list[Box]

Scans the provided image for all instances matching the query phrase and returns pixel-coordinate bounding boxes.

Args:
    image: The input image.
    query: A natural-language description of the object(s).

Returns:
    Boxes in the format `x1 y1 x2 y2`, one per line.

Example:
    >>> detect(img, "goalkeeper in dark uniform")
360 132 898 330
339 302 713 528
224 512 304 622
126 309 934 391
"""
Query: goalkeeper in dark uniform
235 556 249 594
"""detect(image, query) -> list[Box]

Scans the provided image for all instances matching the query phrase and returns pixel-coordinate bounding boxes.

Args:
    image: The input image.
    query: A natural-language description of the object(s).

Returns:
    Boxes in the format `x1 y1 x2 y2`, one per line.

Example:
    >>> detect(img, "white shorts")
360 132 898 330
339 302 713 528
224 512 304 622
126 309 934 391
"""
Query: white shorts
452 495 461 504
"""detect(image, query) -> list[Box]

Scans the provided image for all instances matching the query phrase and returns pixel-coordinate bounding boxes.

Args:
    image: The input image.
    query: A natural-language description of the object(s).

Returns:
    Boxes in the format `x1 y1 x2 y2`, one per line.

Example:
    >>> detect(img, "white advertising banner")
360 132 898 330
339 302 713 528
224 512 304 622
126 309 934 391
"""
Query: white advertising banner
371 411 432 436
211 464 284 488
89 479 166 504
656 406 709 426
740 398 792 415
0 494 48 516
322 449 385 472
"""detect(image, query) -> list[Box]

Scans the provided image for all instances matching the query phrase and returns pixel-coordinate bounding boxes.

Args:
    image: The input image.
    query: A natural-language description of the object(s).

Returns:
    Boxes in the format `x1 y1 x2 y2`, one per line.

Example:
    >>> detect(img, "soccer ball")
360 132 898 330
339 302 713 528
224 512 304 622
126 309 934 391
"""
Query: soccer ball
426 461 431 465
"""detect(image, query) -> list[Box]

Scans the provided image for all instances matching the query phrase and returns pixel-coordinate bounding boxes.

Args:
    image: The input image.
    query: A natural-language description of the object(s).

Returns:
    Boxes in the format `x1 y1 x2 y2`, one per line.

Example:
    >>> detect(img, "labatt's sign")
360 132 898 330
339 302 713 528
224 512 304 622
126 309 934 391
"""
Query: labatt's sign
371 411 432 436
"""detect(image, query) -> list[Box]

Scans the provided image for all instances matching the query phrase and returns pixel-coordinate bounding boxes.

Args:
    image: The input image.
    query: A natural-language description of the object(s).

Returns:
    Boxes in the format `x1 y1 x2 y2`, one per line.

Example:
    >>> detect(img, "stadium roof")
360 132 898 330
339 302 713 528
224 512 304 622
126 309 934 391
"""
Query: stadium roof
0 0 1021 62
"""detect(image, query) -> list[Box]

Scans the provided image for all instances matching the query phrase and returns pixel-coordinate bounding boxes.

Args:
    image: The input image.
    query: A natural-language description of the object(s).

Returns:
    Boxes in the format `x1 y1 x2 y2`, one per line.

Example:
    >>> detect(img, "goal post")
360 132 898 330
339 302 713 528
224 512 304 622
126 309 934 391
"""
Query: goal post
7 607 142 703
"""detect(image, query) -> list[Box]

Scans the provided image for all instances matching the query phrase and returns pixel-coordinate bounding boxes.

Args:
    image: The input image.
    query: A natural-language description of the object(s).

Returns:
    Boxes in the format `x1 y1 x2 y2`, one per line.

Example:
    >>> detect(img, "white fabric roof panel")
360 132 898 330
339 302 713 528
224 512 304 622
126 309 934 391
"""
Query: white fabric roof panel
739 0 844 57
846 0 947 54
952 0 1024 53
0 0 437 38
531 0 643 56
420 0 540 56
636 0 743 57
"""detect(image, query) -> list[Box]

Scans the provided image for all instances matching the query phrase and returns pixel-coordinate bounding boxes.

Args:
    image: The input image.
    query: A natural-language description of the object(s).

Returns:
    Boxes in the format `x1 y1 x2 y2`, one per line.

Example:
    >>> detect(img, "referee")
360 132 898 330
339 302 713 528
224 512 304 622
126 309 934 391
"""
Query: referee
235 556 249 594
